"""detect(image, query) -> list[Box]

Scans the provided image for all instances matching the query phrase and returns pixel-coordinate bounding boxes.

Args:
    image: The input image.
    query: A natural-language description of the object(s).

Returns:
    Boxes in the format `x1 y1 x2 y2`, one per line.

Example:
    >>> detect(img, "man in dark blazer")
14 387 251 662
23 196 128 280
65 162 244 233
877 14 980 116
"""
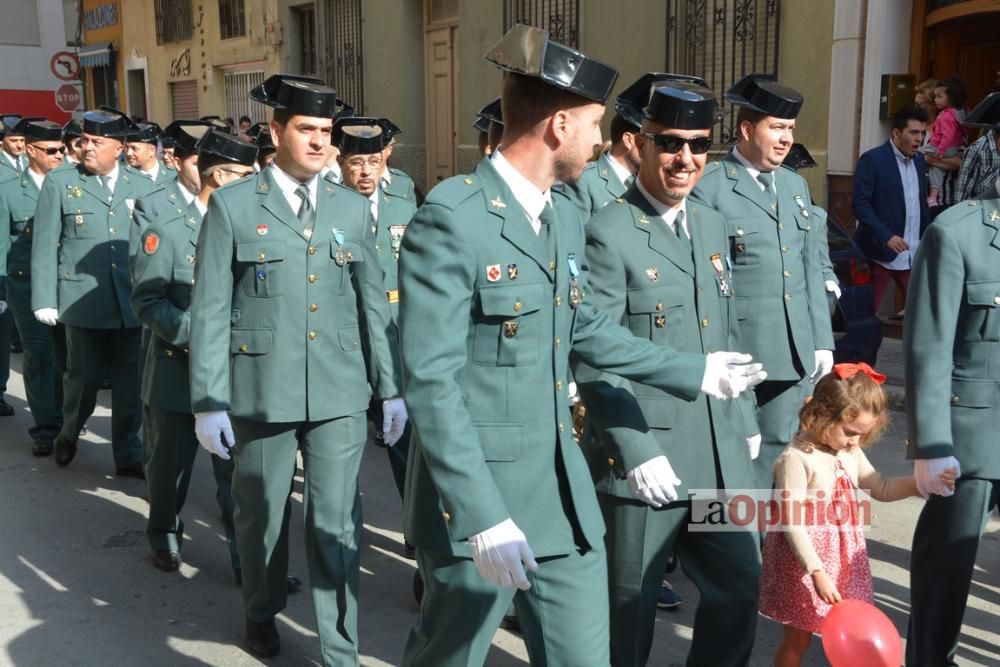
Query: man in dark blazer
852 107 930 313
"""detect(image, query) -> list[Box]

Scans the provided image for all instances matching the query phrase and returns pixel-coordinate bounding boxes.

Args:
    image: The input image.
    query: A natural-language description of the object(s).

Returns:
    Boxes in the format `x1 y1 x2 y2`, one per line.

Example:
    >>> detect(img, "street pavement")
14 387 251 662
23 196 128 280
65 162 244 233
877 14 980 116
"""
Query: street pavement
1 340 998 666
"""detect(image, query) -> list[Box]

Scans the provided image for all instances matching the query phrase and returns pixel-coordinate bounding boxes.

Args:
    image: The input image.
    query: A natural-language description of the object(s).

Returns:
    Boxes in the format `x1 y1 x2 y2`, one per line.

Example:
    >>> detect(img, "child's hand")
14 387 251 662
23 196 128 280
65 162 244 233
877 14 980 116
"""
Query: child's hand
811 570 843 604
938 468 958 492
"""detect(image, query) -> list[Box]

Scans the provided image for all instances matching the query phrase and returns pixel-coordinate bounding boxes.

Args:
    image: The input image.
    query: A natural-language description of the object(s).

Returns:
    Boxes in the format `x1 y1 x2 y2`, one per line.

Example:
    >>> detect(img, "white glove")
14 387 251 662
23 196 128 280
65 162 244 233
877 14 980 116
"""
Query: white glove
627 455 682 508
34 307 59 326
0 300 6 315
381 398 408 447
824 280 842 300
469 518 539 590
811 350 835 383
194 411 235 460
700 351 767 400
747 434 762 460
914 456 961 498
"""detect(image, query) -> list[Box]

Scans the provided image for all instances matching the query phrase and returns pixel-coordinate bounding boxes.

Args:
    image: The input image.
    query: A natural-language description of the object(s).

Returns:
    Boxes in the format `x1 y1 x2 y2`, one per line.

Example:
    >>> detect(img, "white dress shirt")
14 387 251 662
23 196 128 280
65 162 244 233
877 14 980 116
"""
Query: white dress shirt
607 153 634 189
490 150 551 234
268 162 318 214
142 161 161 182
731 147 777 197
635 178 689 239
27 166 45 191
876 141 921 270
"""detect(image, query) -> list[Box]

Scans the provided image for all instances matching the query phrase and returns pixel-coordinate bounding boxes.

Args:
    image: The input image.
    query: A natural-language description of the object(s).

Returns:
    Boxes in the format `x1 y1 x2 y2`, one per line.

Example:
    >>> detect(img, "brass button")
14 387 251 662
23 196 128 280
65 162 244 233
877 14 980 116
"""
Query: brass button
110 262 117 269
308 331 318 340
994 296 1000 305
109 211 115 217
165 349 173 357
607 457 615 466
555 295 562 306
778 223 784 230
556 380 564 391
110 245 117 252
239 343 248 352
463 178 473 185
781 245 789 253
951 395 959 404
513 301 522 312
558 422 565 433
304 228 313 239
736 228 744 236
701 318 709 328
656 302 664 312
309 304 319 312
308 246 317 255
108 227 115 234
554 337 561 348
549 260 556 270
783 270 791 277
442 511 451 520
308 274 318 283
257 252 266 261
346 252 353 260
784 293 791 301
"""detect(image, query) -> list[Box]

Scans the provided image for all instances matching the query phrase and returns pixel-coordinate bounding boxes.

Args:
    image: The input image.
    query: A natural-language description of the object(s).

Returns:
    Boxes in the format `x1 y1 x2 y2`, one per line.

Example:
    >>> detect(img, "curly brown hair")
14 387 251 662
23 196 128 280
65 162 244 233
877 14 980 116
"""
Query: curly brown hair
799 372 889 448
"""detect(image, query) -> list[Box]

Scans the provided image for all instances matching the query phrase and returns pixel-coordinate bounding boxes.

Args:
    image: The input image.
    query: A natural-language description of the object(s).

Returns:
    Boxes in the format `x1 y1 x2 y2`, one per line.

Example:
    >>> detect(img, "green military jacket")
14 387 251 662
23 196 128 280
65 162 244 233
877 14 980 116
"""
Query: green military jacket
188 167 399 422
374 186 417 319
691 152 834 380
905 197 1000 479
398 158 707 559
573 188 759 497
382 166 418 204
31 162 157 328
131 180 195 270
557 152 629 219
131 200 203 413
0 170 22 283
142 162 177 187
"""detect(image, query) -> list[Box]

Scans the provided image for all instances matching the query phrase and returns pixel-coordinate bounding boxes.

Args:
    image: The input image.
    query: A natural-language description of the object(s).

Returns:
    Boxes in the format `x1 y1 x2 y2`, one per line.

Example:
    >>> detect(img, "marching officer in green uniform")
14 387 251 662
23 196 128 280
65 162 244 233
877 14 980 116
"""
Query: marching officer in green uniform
574 80 762 667
692 75 834 490
125 122 175 185
377 118 423 206
473 97 503 156
187 74 406 663
31 108 158 475
904 92 1000 666
62 119 84 166
1 114 29 175
247 122 277 170
131 129 257 574
0 120 66 453
131 120 212 264
335 117 417 499
397 25 765 667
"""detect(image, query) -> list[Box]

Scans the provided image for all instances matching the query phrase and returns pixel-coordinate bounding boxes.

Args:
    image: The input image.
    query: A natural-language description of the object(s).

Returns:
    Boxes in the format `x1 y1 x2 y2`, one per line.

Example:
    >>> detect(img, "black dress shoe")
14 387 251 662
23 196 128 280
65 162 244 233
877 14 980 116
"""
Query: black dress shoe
32 436 54 457
54 437 77 466
500 614 521 634
151 549 181 572
115 464 145 479
403 541 416 560
245 616 280 659
0 398 14 417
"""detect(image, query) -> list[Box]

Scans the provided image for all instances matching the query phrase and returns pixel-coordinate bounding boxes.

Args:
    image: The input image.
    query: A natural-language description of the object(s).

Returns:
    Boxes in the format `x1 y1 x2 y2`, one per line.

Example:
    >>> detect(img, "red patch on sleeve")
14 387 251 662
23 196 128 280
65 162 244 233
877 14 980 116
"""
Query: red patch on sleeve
144 232 160 255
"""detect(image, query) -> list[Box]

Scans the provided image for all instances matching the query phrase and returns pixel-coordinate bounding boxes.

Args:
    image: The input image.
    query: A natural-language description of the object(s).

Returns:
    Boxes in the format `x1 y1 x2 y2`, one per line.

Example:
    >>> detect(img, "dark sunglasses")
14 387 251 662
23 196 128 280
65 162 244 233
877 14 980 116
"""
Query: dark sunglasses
642 133 713 155
33 146 66 155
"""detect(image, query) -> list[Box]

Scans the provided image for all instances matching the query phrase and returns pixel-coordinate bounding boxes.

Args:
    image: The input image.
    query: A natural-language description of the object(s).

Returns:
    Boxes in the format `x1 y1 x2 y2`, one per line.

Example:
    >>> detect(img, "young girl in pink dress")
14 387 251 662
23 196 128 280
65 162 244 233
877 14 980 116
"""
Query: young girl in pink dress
926 77 969 206
758 364 956 667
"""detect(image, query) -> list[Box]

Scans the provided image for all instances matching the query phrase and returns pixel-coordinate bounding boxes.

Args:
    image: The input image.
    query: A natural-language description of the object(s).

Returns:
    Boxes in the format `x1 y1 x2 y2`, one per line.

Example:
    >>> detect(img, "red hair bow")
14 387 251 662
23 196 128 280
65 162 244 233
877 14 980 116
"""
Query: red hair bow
832 362 886 385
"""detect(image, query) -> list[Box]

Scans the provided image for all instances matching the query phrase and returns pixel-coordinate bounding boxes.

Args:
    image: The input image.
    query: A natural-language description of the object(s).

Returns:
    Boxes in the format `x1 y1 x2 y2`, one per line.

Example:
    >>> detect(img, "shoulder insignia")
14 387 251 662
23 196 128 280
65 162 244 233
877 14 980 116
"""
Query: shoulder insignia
257 182 269 193
968 200 979 207
638 215 650 225
144 232 160 255
464 178 474 185
490 196 506 210
990 210 999 222
615 197 624 204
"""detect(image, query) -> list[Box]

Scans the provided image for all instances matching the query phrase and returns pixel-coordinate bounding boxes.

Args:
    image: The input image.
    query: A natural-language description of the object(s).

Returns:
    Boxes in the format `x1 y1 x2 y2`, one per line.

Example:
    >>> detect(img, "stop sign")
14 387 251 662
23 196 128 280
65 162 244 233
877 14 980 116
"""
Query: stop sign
55 84 81 112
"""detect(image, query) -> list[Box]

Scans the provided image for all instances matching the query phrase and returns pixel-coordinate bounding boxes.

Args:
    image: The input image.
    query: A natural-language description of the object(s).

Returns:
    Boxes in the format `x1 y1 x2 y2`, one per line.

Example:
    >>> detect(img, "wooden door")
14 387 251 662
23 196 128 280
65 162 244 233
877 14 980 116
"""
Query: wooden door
424 25 457 186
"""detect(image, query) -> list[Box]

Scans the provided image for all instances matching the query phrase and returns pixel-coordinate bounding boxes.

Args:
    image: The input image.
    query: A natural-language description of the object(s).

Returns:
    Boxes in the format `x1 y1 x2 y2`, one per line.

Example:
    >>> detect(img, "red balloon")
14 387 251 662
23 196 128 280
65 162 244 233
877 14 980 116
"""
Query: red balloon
821 599 904 667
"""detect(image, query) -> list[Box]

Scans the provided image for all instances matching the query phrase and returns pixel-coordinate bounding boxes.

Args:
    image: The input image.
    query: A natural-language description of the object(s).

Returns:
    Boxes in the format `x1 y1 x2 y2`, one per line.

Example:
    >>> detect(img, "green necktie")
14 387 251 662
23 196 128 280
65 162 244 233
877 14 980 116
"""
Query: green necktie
672 209 691 252
99 174 112 197
757 171 776 206
624 174 635 189
295 184 315 233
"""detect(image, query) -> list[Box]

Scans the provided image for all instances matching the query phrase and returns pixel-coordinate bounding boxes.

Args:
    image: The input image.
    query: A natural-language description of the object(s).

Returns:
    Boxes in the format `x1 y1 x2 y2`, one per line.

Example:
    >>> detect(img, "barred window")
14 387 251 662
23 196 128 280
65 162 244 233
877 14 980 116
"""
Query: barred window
665 0 781 145
294 4 317 75
219 0 246 40
503 0 580 48
324 0 364 113
155 0 193 44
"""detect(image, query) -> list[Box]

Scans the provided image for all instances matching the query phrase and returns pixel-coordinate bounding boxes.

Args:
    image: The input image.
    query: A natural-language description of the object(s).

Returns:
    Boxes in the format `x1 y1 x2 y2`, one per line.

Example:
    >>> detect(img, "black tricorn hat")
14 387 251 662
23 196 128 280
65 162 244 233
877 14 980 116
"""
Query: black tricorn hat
478 98 503 126
196 129 258 166
485 24 619 103
249 74 337 118
130 122 162 144
644 83 718 130
0 114 23 137
24 120 63 142
161 120 213 154
246 122 276 152
199 116 232 131
84 106 139 139
376 118 402 145
335 118 385 155
62 119 83 139
618 73 708 128
962 92 1000 129
9 116 46 136
473 114 491 134
335 97 355 121
783 143 817 171
726 74 803 119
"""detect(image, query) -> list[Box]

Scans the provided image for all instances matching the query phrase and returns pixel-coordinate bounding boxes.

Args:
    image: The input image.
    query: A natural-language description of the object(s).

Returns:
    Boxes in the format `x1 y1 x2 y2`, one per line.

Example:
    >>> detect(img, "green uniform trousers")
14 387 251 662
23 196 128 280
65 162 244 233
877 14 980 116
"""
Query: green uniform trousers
601 496 761 667
0 284 10 396
142 405 238 570
231 412 367 667
58 325 142 467
906 477 999 666
6 276 62 438
752 377 811 491
403 545 610 667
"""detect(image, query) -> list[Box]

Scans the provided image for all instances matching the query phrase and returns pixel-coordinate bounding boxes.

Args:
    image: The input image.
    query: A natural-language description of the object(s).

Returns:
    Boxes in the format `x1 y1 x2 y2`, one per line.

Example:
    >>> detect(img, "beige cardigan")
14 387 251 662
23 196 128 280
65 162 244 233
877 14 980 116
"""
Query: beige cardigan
770 435 917 574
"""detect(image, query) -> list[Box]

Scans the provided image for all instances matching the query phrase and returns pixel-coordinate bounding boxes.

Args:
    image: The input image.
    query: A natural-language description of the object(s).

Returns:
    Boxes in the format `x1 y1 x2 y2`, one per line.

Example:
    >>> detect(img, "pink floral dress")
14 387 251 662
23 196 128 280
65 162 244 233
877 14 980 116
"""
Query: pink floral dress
758 460 875 633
